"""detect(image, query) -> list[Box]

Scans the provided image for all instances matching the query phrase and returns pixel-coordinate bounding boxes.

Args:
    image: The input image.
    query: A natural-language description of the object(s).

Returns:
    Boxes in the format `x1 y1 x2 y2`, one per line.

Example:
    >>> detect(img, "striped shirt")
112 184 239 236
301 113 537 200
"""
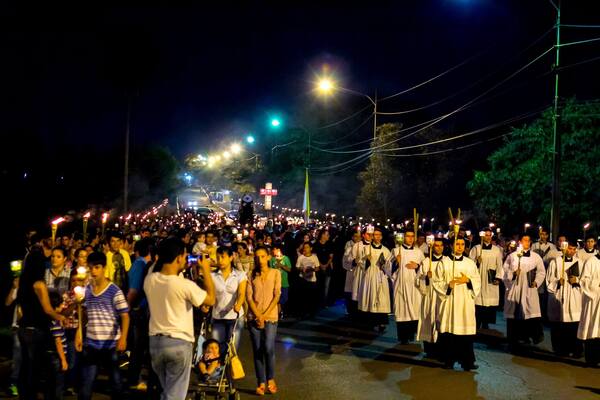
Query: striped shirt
50 320 67 356
84 283 129 349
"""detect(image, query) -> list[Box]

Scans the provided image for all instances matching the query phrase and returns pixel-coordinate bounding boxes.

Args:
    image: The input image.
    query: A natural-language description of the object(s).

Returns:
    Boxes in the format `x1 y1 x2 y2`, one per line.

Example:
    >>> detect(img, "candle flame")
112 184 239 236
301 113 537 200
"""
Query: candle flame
52 217 65 225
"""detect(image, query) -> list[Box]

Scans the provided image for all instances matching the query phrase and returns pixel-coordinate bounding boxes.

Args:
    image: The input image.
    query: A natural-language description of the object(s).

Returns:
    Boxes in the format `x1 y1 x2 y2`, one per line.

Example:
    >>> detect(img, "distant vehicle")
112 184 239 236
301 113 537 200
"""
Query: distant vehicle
195 207 216 216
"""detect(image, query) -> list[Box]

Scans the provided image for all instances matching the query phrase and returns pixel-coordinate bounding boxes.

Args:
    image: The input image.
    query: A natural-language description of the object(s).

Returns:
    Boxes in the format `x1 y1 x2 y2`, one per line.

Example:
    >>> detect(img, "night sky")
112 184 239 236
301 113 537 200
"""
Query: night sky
1 1 599 242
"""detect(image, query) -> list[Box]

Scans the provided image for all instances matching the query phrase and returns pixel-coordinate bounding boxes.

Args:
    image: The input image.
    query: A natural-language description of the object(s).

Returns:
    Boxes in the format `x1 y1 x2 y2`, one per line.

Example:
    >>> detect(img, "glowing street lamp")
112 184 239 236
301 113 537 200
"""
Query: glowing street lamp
270 118 281 128
230 143 242 155
246 135 255 144
316 78 335 95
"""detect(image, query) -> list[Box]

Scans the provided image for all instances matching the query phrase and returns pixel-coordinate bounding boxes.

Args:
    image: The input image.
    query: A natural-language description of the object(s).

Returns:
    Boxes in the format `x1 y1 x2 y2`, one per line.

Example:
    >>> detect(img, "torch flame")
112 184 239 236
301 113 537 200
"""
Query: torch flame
52 217 65 225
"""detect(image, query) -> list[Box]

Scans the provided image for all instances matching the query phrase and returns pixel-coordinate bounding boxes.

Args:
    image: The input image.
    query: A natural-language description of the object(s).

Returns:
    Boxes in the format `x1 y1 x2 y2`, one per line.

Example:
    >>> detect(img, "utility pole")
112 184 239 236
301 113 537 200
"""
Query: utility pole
550 0 561 242
373 91 378 139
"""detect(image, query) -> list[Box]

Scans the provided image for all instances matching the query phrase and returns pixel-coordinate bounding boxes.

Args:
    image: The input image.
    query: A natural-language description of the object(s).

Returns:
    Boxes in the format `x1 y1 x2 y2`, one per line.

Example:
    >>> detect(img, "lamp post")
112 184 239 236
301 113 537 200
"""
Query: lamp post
316 78 377 139
549 0 562 242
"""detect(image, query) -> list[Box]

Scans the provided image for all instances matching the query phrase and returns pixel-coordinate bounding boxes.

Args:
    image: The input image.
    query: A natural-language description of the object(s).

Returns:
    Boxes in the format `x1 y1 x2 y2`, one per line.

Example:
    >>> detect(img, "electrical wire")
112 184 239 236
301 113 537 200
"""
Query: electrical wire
314 103 373 130
561 24 600 29
380 132 512 158
310 150 374 171
556 54 600 71
380 106 549 153
312 113 374 145
378 52 483 103
311 152 374 176
310 46 554 155
377 26 555 116
559 36 600 47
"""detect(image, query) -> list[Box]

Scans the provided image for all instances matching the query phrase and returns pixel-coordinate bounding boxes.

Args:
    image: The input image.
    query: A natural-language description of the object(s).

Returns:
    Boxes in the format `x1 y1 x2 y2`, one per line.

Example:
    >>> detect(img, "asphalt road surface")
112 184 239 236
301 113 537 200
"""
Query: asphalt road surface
2 304 600 399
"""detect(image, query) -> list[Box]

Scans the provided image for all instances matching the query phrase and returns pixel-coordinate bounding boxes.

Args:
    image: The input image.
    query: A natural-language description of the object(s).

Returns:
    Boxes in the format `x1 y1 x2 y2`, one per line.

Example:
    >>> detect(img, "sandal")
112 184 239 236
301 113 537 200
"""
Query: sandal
267 381 278 394
256 384 266 396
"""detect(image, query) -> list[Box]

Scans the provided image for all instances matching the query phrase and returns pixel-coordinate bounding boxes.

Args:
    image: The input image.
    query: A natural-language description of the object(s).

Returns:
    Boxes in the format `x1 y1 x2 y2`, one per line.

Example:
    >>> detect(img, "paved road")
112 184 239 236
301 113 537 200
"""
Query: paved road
2 304 600 399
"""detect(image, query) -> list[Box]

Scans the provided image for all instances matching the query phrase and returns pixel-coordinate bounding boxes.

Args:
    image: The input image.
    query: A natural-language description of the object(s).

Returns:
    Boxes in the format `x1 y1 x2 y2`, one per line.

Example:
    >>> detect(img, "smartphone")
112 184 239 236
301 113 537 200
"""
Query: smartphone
187 255 199 264
133 234 141 241
367 225 375 234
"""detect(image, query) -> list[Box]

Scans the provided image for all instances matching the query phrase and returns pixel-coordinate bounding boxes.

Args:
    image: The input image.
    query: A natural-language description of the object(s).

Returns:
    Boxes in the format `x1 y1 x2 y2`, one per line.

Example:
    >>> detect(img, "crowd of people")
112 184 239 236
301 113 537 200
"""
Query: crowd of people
4 208 600 399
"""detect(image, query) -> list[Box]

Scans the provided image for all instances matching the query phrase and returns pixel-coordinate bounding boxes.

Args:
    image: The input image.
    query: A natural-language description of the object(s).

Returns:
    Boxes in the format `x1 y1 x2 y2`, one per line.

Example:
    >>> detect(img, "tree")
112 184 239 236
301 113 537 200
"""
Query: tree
357 123 401 220
467 99 600 234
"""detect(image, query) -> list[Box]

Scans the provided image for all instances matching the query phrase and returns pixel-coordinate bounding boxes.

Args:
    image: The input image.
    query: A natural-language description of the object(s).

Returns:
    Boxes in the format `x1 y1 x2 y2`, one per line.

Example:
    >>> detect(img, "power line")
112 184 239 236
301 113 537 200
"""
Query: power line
312 113 374 145
311 152 373 176
310 46 554 155
310 150 373 171
380 106 549 153
314 103 373 130
377 26 555 116
380 132 512 158
561 24 600 29
559 36 600 47
379 52 484 103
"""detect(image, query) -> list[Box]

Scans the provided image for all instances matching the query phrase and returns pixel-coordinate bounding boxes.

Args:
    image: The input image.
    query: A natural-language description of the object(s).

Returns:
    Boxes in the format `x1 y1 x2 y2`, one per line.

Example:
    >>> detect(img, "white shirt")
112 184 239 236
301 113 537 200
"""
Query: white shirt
144 271 207 343
211 269 247 320
296 254 320 282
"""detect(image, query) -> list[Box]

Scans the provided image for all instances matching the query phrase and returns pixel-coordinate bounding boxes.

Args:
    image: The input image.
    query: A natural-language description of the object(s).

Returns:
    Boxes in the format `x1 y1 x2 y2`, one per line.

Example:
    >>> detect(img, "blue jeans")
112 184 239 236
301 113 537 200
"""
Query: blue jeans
79 346 122 400
248 321 277 385
18 326 51 400
10 329 21 384
149 335 193 400
211 316 244 354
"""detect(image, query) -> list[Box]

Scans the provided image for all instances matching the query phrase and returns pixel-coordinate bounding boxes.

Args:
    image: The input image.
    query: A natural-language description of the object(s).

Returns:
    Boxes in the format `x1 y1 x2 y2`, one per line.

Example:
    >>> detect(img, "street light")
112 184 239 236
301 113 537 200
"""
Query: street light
230 143 242 155
270 118 281 128
246 135 255 144
314 75 377 139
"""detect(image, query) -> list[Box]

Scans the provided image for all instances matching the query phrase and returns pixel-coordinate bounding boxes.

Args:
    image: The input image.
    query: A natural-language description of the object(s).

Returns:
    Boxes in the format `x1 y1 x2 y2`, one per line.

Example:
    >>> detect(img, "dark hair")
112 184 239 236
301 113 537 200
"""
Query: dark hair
217 246 234 257
236 242 248 252
107 231 124 241
74 247 87 259
316 229 329 242
49 291 63 309
51 246 67 257
251 246 269 279
154 237 185 272
87 252 107 267
134 238 154 258
202 338 220 351
17 247 47 305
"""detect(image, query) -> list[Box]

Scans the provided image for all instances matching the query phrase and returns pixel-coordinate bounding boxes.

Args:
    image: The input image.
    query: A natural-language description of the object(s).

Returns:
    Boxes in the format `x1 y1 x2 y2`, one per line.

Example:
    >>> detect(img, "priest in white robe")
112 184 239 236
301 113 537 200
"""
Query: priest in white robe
578 254 600 366
577 236 598 265
546 239 583 357
433 237 480 371
502 233 546 351
351 229 372 320
343 230 362 317
416 236 444 358
358 227 392 332
469 227 503 329
392 230 425 344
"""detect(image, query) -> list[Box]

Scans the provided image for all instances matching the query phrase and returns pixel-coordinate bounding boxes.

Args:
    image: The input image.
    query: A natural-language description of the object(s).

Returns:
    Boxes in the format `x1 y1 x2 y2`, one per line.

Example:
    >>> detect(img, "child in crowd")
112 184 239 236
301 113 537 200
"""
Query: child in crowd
296 242 320 317
49 292 69 399
199 339 222 383
76 252 130 400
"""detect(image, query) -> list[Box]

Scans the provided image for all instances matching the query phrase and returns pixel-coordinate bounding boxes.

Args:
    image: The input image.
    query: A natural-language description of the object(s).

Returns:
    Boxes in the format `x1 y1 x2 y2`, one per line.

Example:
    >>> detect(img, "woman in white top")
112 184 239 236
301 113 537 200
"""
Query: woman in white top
210 246 247 351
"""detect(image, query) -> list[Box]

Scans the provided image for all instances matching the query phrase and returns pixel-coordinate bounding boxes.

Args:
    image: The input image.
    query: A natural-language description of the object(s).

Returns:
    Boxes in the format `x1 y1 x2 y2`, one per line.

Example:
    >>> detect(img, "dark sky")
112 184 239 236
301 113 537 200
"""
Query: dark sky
2 1 599 162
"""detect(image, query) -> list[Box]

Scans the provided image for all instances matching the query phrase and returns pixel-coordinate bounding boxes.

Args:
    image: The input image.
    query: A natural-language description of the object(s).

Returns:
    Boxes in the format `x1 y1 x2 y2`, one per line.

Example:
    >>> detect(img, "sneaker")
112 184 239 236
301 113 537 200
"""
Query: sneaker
8 384 18 397
64 387 77 396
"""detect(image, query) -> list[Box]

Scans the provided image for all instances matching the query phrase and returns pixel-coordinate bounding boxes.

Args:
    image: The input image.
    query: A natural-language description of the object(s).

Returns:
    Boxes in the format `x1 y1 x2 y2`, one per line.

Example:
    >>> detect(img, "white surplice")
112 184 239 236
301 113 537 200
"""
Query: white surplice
433 255 480 335
469 244 503 307
546 256 582 323
342 240 357 293
351 240 371 301
358 243 392 313
502 250 546 319
578 255 600 340
392 245 425 322
416 254 444 343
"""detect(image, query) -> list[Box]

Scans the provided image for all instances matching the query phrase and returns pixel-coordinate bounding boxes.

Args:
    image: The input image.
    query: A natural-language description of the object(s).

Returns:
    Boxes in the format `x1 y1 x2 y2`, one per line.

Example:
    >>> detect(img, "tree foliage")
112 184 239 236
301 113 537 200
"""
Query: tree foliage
467 98 600 234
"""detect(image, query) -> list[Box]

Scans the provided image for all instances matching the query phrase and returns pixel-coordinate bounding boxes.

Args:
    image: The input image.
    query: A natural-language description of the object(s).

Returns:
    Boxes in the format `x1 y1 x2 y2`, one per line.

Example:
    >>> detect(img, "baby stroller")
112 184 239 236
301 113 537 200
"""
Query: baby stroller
191 317 242 400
